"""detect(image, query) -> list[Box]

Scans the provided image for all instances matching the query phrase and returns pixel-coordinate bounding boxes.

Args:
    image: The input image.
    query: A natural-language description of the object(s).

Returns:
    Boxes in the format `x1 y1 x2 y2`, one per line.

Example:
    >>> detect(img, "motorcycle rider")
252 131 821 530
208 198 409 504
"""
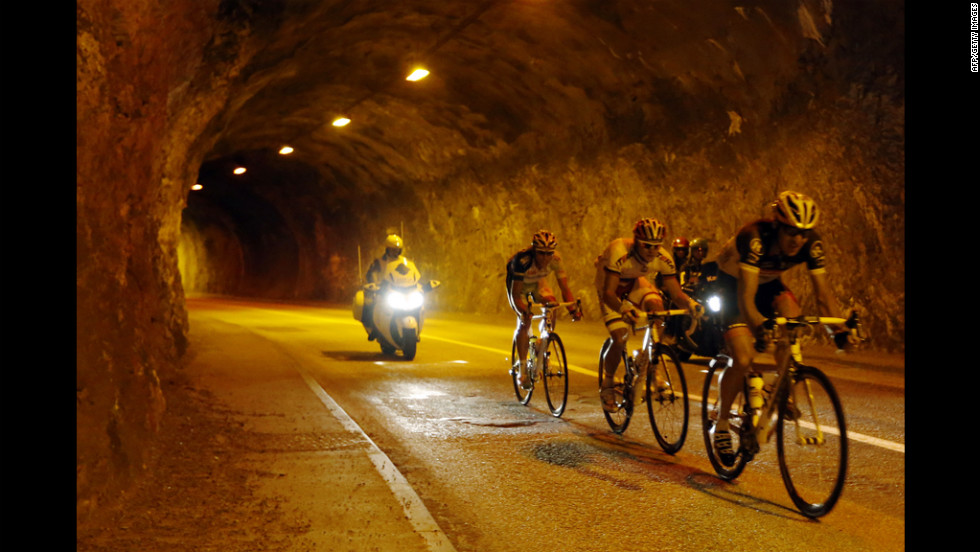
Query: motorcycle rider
709 191 851 466
362 234 405 340
506 230 582 390
595 218 701 412
682 237 710 288
672 237 690 281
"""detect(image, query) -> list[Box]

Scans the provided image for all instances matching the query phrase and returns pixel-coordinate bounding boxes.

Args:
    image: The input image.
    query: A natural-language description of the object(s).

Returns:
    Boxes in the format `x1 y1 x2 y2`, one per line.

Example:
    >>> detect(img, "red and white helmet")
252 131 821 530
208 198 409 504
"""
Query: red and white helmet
772 191 819 229
531 230 558 252
633 218 666 243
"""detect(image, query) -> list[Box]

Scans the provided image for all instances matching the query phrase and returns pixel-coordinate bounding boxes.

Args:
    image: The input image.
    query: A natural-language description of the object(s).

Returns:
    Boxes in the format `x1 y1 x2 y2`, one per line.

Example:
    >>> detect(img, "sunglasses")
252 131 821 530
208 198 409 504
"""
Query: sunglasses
536 250 555 256
782 225 811 238
637 240 659 249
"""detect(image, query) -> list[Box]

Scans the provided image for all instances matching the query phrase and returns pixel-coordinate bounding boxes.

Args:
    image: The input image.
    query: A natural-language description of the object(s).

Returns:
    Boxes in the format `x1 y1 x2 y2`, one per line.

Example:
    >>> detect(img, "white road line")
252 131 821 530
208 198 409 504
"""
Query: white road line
296 368 457 552
426 335 906 455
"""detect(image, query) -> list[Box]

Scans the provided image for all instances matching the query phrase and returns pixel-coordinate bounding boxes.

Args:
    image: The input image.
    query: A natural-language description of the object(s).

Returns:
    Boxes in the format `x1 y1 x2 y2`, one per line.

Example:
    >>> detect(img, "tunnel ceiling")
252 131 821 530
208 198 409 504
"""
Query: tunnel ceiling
200 0 872 197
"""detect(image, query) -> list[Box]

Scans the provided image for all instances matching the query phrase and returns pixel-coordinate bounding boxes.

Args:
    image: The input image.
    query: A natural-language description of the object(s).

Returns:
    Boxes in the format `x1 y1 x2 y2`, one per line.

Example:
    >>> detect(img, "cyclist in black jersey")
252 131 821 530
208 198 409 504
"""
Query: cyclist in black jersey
709 191 850 466
506 230 581 390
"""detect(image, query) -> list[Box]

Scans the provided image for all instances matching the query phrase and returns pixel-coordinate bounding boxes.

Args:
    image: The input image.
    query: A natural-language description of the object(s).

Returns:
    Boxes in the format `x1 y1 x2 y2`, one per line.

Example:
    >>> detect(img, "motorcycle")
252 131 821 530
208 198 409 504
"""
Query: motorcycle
353 256 441 360
671 261 727 361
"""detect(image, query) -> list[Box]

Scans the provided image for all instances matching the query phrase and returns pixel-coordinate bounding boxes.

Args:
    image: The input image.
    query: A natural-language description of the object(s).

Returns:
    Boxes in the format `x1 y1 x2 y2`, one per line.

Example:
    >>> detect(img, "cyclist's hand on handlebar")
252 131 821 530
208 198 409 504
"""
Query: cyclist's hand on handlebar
689 301 704 320
621 304 641 325
569 305 583 322
833 330 851 351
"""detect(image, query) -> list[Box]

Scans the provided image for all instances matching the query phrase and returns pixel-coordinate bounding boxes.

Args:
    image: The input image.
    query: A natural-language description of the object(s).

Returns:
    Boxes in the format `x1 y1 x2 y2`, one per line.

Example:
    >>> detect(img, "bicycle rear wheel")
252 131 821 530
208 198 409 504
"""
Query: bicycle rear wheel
543 334 569 417
646 345 689 454
777 365 848 518
510 336 533 405
700 357 751 480
598 338 633 434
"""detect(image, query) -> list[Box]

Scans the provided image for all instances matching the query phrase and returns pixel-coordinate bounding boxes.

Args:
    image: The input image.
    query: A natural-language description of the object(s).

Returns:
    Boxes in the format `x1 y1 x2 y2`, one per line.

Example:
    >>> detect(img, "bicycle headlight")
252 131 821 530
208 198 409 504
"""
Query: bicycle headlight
386 289 424 310
707 295 722 313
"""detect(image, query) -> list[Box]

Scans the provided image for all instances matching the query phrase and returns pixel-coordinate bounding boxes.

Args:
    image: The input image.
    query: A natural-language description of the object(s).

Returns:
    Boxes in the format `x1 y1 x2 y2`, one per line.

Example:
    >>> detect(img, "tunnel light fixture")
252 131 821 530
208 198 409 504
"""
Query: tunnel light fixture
278 145 294 155
191 183 203 191
332 117 351 127
233 166 247 175
406 68 430 82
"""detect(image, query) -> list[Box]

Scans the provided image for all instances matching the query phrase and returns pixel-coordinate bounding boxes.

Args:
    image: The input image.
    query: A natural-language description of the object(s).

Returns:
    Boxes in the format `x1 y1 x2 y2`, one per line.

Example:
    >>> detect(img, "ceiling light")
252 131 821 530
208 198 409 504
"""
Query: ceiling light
332 117 351 127
191 183 203 191
279 146 294 155
233 166 246 175
406 68 429 81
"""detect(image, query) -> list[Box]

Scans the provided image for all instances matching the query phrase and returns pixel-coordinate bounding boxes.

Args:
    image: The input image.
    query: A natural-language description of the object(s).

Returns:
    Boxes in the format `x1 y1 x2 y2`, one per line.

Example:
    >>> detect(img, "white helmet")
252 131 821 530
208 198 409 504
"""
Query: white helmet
384 234 403 249
772 191 819 229
531 230 558 252
632 218 666 243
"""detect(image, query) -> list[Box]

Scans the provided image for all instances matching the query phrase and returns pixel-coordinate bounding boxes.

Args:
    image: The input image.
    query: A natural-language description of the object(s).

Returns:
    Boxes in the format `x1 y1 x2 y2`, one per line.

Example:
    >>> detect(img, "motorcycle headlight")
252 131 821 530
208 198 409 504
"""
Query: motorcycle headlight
707 295 722 313
386 289 424 310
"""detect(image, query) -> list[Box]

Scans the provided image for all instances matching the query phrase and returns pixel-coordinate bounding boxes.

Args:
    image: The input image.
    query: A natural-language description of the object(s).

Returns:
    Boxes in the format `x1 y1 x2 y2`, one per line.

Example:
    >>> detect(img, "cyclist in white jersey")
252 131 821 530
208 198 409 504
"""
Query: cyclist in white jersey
594 218 701 412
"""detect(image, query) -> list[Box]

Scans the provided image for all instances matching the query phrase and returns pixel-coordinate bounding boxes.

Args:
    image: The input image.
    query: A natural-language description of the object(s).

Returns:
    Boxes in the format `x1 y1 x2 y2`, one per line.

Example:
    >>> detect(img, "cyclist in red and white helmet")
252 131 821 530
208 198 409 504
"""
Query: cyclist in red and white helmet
593 218 701 412
506 230 581 390
709 191 849 466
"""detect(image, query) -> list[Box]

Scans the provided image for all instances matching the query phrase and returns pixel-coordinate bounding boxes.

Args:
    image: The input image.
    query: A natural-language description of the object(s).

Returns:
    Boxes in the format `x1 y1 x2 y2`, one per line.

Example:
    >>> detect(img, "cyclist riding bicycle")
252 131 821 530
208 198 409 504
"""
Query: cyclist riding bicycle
709 191 851 466
506 230 582 390
595 218 701 412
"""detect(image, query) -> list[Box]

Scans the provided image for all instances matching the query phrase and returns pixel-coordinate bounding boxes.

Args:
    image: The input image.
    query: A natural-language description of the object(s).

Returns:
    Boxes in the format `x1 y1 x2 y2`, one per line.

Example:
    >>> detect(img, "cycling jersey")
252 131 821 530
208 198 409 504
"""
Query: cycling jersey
715 219 827 284
594 237 678 297
506 247 568 290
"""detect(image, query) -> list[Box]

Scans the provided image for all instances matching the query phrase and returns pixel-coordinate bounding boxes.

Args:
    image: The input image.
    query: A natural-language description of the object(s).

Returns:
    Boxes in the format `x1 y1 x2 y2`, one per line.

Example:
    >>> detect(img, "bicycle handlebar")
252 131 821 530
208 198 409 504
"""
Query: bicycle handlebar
762 311 868 342
526 298 581 313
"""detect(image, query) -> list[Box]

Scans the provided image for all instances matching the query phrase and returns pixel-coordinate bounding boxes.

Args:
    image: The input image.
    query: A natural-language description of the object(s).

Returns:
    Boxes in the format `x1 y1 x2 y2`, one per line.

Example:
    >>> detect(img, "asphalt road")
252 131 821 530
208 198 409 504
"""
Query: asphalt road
184 296 905 551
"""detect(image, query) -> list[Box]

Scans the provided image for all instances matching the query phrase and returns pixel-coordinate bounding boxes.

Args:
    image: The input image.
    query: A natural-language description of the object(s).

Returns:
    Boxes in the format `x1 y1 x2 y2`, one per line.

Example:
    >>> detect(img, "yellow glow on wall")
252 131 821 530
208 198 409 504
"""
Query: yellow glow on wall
332 117 351 127
406 68 429 81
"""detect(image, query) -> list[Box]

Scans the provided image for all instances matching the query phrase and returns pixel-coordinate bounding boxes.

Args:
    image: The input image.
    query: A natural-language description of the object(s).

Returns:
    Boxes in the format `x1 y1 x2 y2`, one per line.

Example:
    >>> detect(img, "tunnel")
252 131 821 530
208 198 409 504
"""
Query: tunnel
76 0 904 516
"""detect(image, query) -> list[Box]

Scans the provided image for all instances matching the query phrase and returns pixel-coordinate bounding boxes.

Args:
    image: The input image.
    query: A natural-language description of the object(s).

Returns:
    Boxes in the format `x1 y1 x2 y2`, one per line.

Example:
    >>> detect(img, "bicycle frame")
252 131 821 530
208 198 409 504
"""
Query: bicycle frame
745 315 852 449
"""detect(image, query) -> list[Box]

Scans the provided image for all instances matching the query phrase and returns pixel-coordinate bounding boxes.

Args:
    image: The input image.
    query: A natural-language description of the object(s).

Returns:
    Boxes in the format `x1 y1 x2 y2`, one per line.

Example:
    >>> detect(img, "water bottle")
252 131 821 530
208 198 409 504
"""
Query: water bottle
748 373 765 410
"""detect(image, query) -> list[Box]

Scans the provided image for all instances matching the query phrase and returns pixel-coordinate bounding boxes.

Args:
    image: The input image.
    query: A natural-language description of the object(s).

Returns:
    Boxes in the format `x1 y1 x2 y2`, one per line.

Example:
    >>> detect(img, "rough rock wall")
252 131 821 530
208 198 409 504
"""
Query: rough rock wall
76 0 277 517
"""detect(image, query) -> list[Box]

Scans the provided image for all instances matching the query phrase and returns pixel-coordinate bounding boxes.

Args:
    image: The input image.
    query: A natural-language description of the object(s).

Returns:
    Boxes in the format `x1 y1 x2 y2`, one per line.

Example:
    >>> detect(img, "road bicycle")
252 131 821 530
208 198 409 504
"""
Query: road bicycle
597 307 693 454
509 299 580 417
700 312 867 518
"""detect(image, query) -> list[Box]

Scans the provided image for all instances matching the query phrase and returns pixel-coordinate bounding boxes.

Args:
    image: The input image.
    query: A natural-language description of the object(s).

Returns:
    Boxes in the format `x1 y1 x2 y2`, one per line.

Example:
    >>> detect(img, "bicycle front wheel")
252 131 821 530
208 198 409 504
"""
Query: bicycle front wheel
700 357 751 480
646 345 689 454
598 338 633 434
776 365 848 518
510 336 533 405
543 334 569 417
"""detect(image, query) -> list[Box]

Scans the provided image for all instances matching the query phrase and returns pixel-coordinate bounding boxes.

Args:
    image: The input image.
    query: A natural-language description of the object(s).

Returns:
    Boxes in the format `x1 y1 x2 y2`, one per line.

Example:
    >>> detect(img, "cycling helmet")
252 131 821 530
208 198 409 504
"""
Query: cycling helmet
690 237 708 253
531 230 558 252
672 237 690 259
772 191 819 229
633 218 666 243
384 234 404 249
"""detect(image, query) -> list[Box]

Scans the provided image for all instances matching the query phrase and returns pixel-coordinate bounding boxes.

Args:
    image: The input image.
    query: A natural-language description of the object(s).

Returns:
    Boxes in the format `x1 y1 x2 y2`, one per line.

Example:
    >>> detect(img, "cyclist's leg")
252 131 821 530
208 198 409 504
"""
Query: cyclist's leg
599 296 630 409
507 284 535 364
772 282 804 362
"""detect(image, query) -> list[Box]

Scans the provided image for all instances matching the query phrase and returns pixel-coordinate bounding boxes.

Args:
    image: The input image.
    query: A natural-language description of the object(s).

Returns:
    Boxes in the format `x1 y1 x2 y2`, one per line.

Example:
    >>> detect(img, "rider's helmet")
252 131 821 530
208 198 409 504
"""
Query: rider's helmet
672 237 690 262
772 191 819 229
384 234 403 256
690 237 709 257
633 218 666 244
531 230 558 252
